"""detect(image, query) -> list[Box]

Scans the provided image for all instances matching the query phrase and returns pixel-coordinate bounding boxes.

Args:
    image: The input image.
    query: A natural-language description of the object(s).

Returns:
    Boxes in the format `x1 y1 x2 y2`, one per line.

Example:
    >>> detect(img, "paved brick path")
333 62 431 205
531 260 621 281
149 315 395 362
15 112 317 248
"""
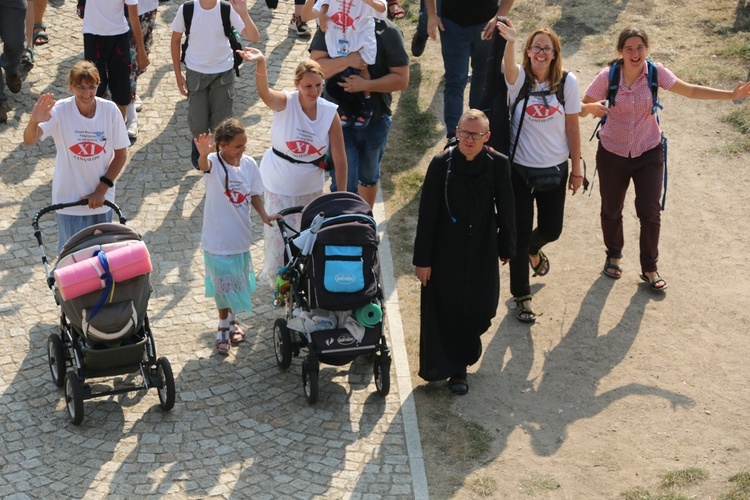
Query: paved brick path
0 1 426 497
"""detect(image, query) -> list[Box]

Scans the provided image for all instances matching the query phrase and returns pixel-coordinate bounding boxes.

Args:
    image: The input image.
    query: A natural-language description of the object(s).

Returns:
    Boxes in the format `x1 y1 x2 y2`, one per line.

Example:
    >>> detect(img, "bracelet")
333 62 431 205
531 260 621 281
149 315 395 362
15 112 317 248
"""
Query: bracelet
570 174 584 179
99 176 114 187
256 71 268 77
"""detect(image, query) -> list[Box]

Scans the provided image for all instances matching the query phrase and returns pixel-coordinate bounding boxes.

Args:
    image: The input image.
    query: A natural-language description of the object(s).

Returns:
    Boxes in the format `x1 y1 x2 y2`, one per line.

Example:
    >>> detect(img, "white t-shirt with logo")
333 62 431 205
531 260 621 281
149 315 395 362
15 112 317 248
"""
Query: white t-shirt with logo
82 0 138 36
506 67 582 168
260 91 337 197
39 96 131 216
170 0 246 75
314 0 387 65
201 152 264 255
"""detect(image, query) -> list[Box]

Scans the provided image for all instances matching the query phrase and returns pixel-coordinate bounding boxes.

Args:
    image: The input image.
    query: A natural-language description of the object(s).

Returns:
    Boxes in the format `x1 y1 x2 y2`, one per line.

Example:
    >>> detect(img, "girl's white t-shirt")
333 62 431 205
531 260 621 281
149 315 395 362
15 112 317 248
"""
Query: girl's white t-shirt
260 91 338 197
201 152 265 255
82 0 138 36
506 67 582 168
170 1 246 74
39 96 131 216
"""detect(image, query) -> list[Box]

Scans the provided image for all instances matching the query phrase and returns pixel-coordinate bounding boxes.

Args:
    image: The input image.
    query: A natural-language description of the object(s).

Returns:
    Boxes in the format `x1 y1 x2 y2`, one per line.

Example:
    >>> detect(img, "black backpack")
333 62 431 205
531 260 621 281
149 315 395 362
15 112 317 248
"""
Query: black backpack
180 0 243 77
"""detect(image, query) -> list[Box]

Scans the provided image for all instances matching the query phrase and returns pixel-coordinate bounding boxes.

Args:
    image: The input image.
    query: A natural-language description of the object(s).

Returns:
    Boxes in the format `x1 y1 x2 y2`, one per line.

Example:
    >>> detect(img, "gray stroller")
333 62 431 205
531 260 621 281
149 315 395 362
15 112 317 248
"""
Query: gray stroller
32 200 175 425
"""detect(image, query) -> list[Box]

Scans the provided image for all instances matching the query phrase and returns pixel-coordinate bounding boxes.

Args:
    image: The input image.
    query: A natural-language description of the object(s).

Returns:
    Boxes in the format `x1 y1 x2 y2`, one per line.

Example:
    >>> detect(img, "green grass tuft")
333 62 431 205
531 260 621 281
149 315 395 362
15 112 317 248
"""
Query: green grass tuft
661 467 709 489
719 471 750 500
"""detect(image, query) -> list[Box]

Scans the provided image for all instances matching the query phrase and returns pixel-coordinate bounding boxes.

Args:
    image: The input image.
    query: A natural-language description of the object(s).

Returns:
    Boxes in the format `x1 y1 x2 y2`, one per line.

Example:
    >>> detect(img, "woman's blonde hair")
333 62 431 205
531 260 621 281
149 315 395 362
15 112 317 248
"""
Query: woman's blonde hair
67 60 101 88
293 59 325 84
521 27 564 93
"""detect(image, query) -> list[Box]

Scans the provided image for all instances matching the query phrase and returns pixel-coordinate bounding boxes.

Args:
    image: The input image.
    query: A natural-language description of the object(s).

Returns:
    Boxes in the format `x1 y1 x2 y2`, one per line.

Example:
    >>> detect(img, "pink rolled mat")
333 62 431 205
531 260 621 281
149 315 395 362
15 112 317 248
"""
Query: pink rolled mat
54 241 152 301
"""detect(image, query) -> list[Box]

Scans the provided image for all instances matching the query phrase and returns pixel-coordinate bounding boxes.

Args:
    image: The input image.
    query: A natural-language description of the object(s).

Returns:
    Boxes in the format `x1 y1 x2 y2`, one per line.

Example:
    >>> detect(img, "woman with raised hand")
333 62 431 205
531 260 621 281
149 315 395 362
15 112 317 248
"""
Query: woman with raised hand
496 21 582 322
581 26 750 291
236 49 348 287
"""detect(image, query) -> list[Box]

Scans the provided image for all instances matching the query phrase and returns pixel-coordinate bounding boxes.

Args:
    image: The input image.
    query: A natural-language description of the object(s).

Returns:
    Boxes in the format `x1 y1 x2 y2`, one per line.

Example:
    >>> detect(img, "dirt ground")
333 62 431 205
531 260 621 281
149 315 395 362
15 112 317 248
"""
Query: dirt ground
383 0 750 497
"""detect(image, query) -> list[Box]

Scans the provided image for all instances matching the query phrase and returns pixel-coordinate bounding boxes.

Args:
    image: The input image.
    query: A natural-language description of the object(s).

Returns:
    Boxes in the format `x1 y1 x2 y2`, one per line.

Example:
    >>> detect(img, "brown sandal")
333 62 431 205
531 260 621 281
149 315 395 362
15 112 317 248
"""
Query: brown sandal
387 0 406 19
229 321 245 344
216 327 231 355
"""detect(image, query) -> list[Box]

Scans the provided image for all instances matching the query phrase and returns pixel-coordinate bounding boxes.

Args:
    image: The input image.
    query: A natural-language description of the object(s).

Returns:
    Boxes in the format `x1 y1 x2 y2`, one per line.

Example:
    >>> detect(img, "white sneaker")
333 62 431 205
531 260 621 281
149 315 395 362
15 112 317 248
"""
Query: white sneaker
134 95 143 112
127 119 138 139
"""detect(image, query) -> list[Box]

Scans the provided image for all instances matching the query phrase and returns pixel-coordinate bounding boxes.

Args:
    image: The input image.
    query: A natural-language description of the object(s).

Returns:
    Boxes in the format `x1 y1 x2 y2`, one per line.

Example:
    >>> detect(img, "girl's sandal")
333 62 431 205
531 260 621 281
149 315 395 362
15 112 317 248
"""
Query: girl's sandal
387 0 406 19
216 327 231 355
514 295 538 323
229 321 245 344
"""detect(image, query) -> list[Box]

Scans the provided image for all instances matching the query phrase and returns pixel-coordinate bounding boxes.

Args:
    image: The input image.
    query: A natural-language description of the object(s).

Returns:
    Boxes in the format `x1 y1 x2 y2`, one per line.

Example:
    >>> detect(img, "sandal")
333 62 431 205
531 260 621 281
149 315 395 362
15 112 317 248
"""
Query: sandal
33 24 49 46
514 295 537 323
640 273 668 291
602 256 622 279
387 0 406 19
21 47 34 67
529 250 550 277
448 376 469 395
229 321 245 344
353 108 373 129
216 327 231 355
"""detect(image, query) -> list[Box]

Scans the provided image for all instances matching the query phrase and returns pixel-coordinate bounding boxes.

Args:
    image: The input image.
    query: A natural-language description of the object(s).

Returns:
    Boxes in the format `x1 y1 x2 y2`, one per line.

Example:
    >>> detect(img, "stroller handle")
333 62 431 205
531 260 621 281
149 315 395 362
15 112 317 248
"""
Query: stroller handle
277 205 304 217
32 200 126 244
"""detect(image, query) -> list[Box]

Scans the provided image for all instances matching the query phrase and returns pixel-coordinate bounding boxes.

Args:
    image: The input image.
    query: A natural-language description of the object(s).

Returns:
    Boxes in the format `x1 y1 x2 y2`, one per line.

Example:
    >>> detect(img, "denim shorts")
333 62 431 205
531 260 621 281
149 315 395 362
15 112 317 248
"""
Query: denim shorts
338 114 392 192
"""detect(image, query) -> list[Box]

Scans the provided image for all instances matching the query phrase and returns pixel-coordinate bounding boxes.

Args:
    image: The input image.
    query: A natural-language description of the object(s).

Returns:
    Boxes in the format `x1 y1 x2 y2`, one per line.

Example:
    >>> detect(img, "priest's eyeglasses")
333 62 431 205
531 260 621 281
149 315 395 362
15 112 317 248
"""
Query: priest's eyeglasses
456 129 488 141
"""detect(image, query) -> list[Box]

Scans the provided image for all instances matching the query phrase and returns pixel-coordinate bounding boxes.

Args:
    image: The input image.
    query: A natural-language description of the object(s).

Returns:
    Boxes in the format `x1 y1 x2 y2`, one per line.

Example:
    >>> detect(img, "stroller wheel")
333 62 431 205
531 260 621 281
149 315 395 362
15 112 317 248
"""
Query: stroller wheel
155 357 176 411
373 355 391 397
273 319 293 369
47 333 66 388
302 358 319 404
64 371 84 425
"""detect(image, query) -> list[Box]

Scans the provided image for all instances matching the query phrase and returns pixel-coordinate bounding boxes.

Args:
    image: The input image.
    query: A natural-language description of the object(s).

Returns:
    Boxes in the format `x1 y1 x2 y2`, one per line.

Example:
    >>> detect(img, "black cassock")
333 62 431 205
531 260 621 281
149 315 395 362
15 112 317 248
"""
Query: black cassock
413 146 516 381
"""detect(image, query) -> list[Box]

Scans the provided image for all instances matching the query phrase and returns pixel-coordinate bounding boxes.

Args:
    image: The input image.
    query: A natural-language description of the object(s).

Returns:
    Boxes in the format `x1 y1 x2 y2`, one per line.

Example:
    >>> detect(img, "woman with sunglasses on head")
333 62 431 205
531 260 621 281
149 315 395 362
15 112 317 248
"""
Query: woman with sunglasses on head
496 21 582 322
581 26 750 291
23 61 131 253
413 109 516 395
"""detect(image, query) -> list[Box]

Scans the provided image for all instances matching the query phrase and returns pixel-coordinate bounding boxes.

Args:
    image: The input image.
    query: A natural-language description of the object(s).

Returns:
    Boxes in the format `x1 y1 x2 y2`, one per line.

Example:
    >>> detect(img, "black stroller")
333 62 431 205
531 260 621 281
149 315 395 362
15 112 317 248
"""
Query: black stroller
32 200 175 425
273 192 391 404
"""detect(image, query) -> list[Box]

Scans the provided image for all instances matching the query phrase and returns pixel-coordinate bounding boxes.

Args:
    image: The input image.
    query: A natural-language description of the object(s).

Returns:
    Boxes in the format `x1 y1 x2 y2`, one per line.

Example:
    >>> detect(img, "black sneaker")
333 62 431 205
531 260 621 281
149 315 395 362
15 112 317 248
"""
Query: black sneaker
0 101 8 124
411 33 428 57
290 15 311 37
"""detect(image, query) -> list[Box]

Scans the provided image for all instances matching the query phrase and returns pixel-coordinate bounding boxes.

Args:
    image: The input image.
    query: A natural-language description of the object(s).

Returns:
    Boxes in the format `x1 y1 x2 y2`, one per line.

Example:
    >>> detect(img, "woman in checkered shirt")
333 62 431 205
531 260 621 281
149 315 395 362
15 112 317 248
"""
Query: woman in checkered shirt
581 26 750 291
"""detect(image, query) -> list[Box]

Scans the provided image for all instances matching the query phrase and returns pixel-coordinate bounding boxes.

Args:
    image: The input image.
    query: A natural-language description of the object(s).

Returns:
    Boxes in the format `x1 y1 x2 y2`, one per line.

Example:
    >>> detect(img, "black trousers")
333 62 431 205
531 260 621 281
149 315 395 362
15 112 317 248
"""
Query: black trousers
509 161 568 298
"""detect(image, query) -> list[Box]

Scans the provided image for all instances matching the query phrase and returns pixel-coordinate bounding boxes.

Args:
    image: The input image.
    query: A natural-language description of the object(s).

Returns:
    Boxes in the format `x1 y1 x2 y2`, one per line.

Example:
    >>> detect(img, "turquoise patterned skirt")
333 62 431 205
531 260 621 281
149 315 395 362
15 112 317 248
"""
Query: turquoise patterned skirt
204 251 256 313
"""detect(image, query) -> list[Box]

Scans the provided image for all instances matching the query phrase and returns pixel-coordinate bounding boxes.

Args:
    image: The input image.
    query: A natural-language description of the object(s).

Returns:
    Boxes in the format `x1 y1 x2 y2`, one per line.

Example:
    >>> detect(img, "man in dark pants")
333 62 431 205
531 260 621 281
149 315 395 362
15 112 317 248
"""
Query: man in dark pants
310 18 409 207
426 0 513 139
0 0 26 123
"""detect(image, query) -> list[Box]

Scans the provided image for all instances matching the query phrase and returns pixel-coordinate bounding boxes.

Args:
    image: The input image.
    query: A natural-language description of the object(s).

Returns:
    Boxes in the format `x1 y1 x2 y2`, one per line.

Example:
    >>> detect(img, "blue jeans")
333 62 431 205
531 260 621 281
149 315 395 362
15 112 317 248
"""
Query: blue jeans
439 17 490 137
332 114 391 192
56 211 113 253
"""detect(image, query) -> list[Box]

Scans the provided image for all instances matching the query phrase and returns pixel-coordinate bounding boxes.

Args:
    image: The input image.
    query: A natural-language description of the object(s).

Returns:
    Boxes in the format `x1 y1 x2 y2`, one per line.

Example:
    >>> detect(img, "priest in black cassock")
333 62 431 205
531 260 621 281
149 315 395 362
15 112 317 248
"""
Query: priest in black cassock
413 109 516 395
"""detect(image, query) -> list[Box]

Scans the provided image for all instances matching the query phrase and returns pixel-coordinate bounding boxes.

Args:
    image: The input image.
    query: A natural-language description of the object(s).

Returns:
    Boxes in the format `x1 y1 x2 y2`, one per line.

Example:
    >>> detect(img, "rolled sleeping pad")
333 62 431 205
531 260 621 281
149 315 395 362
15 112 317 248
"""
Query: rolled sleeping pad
54 241 152 301
354 302 382 327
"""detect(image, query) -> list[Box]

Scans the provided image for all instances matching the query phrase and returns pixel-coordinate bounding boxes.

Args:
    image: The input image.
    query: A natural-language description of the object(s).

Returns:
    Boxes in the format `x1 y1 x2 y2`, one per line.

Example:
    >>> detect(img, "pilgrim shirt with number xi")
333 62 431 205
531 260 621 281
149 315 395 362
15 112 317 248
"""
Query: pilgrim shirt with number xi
201 152 264 255
260 90 338 197
507 68 581 168
38 96 130 216
585 61 677 158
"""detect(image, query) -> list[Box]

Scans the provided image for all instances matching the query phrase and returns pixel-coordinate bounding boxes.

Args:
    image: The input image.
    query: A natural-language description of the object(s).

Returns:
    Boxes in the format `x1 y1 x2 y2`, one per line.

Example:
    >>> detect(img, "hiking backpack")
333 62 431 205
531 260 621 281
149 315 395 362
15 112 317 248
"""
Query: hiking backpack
591 59 669 209
180 0 244 77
